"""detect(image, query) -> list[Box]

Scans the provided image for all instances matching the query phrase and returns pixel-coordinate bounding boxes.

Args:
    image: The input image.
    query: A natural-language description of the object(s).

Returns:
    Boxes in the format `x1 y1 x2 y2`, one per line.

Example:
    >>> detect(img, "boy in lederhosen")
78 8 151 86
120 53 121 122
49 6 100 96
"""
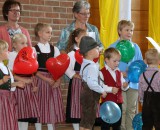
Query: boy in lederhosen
79 36 107 130
139 48 160 130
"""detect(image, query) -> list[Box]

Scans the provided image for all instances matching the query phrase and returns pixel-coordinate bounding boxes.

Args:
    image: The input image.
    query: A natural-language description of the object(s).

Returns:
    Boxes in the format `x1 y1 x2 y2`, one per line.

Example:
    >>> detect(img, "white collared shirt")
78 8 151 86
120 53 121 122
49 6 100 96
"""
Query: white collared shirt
8 51 18 70
99 64 129 92
80 59 105 94
0 62 15 91
65 46 79 79
37 42 60 57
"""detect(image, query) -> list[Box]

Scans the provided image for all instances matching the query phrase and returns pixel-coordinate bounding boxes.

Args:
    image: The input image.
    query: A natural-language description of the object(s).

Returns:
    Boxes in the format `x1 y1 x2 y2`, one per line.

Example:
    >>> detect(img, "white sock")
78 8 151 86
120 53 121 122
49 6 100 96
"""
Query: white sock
18 122 22 130
21 122 28 130
35 123 42 130
47 124 55 130
18 122 28 130
72 123 79 130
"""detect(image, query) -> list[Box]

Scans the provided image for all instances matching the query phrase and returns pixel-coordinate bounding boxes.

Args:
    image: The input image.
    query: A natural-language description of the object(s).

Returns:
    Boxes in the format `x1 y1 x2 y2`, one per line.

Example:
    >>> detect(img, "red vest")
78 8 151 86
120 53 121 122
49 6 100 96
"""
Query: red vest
101 67 123 103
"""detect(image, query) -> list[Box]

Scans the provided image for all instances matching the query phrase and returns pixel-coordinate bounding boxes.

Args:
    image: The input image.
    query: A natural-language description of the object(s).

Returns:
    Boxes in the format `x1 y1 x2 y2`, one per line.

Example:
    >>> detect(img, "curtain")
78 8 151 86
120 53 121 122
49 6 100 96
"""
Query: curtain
148 0 160 48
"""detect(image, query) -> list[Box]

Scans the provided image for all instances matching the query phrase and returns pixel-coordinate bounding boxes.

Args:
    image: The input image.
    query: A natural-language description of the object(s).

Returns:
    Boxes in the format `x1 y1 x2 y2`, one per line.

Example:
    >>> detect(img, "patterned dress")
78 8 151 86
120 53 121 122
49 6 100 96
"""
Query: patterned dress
34 44 65 124
0 63 18 130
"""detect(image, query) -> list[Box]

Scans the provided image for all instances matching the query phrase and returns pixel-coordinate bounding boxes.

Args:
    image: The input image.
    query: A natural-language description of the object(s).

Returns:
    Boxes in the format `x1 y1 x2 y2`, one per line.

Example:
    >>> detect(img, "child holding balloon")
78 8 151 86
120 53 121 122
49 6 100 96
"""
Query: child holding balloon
65 28 86 130
0 39 25 130
139 48 160 130
79 36 107 130
100 47 128 130
8 33 40 130
34 23 65 130
109 20 143 130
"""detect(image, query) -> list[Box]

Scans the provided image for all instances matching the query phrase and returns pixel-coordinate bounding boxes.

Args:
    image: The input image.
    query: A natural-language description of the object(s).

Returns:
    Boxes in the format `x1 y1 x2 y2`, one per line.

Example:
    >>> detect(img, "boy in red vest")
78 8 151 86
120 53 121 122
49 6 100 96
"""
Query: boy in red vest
100 48 128 130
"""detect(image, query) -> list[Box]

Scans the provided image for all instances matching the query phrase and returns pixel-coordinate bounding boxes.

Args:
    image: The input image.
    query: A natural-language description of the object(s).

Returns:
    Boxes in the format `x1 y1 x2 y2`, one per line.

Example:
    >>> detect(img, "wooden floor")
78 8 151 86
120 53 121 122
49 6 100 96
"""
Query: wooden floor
28 124 101 130
28 124 156 130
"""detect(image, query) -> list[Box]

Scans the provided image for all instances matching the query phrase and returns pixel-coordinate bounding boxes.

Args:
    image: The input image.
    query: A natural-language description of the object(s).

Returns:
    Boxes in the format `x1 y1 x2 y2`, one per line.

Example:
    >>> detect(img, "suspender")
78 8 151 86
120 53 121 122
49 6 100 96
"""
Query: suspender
82 63 90 80
143 71 158 92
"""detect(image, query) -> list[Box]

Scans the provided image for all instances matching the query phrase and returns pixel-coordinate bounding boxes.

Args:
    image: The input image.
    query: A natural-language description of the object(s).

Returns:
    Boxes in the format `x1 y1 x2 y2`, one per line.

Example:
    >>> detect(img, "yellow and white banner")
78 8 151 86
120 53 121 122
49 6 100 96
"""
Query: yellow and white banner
119 0 131 21
99 0 131 49
148 0 160 49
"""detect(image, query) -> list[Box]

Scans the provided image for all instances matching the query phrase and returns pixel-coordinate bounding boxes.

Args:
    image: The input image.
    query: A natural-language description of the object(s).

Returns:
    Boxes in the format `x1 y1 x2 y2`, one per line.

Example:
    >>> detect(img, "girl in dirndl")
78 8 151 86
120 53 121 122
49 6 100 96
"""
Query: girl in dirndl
65 28 86 130
0 39 25 130
8 33 40 130
34 23 65 130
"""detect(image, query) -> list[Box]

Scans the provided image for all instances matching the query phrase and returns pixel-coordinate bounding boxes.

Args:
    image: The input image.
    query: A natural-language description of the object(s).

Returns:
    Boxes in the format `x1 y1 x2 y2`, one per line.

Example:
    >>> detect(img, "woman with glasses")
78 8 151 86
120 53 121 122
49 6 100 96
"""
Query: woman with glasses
0 0 31 51
57 1 102 130
57 0 103 53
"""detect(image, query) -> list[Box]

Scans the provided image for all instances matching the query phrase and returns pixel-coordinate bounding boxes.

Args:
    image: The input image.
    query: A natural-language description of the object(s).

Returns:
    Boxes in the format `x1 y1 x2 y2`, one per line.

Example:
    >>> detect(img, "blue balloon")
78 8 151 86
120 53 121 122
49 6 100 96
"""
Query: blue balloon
128 60 147 83
100 101 121 124
132 113 143 130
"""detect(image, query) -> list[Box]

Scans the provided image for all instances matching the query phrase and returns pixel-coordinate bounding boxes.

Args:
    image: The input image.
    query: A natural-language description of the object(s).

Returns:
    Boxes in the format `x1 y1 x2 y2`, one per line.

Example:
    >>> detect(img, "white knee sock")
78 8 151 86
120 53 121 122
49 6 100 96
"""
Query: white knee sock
47 124 55 130
18 122 28 130
18 122 22 130
72 123 79 130
21 122 28 130
35 123 42 130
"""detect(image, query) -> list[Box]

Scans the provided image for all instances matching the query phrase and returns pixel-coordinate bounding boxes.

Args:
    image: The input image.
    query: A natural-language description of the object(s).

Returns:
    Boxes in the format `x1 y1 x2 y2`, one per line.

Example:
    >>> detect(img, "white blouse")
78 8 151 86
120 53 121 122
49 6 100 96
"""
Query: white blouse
8 51 18 70
65 46 79 79
36 42 60 57
0 62 15 91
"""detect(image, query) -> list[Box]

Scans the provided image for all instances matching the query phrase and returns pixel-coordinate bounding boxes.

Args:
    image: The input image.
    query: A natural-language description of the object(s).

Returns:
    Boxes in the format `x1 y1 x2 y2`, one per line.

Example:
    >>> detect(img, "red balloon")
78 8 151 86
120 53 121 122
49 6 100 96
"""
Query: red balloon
46 54 70 80
74 49 99 64
93 54 100 63
13 47 39 74
75 50 83 64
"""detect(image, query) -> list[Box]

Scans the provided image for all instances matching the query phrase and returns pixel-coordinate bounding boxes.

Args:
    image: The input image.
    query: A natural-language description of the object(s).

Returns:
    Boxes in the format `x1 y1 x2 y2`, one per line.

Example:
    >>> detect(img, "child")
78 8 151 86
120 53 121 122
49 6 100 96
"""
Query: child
0 39 25 130
34 23 65 130
109 20 143 130
79 36 107 130
139 48 160 130
8 33 40 130
100 48 128 130
65 28 86 130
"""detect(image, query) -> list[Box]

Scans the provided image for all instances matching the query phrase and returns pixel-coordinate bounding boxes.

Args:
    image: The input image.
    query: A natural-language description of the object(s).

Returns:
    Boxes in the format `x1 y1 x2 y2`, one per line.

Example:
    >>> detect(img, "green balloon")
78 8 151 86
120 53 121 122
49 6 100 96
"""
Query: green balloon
116 40 135 63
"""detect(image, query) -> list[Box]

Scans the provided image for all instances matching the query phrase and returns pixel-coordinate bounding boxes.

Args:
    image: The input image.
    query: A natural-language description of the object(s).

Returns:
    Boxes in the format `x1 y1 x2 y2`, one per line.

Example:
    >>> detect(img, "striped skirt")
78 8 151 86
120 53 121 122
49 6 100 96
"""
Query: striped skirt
66 78 100 123
35 72 65 124
15 76 40 120
70 78 83 118
0 90 18 130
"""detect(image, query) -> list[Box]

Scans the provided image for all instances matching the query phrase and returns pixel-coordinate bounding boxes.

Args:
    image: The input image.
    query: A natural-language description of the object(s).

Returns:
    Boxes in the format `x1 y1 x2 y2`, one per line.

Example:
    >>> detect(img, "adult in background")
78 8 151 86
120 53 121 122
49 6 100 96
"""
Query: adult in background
57 0 103 129
57 0 103 53
0 0 31 51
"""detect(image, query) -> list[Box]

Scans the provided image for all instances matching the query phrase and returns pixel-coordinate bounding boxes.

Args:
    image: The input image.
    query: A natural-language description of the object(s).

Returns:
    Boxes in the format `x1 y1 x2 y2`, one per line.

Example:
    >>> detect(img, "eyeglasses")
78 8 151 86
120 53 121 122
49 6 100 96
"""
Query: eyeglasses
78 12 90 16
9 9 21 13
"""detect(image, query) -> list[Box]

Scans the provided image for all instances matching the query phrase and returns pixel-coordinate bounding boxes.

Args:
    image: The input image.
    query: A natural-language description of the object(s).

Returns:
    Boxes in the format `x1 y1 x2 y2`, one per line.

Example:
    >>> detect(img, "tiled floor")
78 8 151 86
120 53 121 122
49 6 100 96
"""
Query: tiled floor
28 124 101 130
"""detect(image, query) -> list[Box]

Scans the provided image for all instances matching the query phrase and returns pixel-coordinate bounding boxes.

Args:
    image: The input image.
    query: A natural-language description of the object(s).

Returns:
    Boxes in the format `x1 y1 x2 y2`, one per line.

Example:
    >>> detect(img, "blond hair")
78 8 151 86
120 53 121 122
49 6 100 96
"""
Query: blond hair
12 33 27 44
0 40 8 53
104 47 121 59
145 48 159 65
34 23 51 39
117 20 134 36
